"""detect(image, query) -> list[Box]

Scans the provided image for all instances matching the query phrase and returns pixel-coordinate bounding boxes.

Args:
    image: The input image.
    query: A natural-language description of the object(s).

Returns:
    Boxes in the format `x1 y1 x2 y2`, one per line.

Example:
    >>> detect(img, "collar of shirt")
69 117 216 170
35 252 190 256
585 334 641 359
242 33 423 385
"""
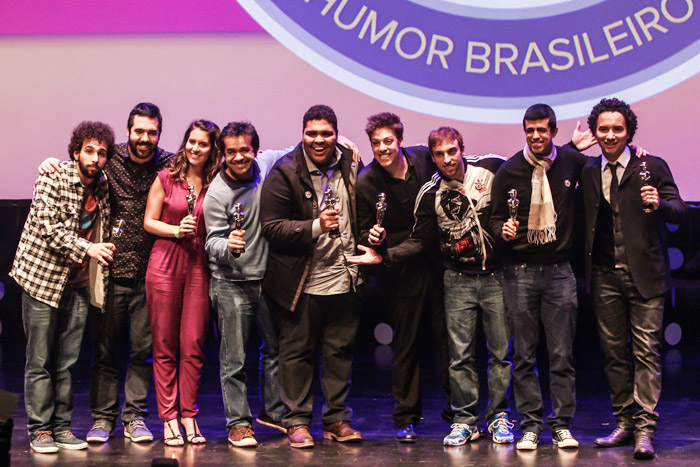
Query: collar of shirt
601 145 631 176
303 146 342 175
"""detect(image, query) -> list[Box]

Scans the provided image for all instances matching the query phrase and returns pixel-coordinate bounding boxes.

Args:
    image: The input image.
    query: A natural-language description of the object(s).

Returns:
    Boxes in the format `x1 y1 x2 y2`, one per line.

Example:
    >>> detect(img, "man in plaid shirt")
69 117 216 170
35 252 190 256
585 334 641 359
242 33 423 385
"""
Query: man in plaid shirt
10 121 116 453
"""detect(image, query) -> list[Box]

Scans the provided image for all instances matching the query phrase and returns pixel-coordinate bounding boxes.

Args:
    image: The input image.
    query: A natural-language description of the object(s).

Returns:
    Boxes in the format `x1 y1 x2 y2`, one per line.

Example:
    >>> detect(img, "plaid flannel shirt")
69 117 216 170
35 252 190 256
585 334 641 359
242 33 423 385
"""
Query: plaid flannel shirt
10 161 110 308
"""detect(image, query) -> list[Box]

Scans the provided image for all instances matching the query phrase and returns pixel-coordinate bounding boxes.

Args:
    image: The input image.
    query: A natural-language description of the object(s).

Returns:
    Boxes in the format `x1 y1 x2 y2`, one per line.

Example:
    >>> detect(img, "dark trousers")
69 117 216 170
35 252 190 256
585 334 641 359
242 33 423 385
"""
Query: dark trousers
382 264 451 427
503 262 578 434
592 265 664 433
89 279 152 424
277 292 361 427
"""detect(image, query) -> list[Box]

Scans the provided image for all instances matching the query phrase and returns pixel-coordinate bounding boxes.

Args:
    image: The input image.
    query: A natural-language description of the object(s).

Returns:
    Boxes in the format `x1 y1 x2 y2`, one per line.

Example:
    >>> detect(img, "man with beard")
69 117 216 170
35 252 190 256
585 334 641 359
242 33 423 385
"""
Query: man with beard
354 113 451 443
203 122 291 447
349 127 513 447
12 121 116 453
39 103 172 443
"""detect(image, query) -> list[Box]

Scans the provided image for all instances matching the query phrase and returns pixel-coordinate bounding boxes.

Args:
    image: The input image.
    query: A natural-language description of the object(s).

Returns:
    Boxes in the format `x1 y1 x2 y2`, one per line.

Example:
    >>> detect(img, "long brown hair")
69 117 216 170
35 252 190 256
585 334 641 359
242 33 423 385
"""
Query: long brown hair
168 119 220 188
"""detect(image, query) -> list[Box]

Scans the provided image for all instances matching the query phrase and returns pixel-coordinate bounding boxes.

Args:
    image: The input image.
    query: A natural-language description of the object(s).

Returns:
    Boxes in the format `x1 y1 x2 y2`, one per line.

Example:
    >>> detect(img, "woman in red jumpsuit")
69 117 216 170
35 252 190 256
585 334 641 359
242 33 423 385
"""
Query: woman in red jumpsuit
144 119 220 446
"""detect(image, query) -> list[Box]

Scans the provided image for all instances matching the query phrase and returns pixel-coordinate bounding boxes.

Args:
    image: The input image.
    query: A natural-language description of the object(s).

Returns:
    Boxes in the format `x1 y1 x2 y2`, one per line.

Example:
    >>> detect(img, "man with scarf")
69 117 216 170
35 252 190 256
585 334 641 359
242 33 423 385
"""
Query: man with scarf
490 104 585 451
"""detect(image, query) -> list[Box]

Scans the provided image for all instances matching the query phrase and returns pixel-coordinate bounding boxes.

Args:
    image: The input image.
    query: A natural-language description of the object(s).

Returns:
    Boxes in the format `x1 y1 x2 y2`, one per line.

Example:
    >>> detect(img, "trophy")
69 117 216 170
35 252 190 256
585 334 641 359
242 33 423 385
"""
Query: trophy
112 218 125 239
232 203 245 254
507 189 519 222
639 162 652 212
186 184 196 216
324 188 341 239
376 192 387 227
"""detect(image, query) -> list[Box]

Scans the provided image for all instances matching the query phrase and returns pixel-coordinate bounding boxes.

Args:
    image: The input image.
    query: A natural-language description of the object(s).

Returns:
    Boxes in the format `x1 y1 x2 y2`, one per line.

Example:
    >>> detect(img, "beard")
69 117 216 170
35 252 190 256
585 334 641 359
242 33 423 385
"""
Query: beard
78 160 101 181
128 140 155 160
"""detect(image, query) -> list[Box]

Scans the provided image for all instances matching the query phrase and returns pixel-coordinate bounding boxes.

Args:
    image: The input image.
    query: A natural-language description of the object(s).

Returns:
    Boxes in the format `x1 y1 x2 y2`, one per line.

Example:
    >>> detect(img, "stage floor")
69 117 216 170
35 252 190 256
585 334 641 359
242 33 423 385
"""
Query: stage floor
2 346 700 466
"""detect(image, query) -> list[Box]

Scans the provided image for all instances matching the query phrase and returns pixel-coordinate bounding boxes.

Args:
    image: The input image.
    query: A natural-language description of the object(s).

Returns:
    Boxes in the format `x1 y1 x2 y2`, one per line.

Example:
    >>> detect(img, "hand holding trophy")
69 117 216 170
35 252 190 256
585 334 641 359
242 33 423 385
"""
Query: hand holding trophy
230 203 246 255
324 188 341 239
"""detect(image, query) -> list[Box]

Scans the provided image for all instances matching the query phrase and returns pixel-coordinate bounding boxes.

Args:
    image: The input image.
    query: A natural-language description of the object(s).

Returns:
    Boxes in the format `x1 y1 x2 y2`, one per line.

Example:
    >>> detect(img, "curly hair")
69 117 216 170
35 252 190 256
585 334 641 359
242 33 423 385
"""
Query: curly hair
587 97 638 143
365 112 404 141
219 121 259 154
68 121 116 160
168 120 220 189
523 103 557 131
303 104 338 134
428 126 464 153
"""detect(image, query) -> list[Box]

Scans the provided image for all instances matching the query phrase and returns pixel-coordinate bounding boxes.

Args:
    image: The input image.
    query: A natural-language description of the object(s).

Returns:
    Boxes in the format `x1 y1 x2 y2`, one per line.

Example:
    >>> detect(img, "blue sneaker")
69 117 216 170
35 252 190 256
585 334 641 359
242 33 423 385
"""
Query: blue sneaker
443 423 480 446
488 412 514 444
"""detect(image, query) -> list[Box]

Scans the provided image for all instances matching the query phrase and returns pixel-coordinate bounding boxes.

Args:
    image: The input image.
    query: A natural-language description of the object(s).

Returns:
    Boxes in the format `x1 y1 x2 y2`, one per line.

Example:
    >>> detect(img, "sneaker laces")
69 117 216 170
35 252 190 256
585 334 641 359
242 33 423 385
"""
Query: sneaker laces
93 420 110 430
556 429 574 440
522 431 538 442
237 425 254 437
489 417 514 434
128 419 147 430
34 431 53 443
449 423 470 434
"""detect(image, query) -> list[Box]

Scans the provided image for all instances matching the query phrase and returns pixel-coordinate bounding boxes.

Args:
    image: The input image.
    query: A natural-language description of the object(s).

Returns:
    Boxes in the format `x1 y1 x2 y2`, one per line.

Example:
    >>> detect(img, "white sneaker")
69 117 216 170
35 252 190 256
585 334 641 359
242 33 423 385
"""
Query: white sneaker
516 431 539 450
552 428 579 448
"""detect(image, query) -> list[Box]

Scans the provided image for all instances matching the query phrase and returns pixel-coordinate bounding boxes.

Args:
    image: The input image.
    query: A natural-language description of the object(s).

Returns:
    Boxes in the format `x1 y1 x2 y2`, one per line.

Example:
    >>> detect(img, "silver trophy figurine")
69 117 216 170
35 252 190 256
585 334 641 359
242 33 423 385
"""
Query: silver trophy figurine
639 161 652 212
186 184 196 216
324 188 341 239
376 192 387 227
507 189 519 222
232 203 245 254
112 218 125 239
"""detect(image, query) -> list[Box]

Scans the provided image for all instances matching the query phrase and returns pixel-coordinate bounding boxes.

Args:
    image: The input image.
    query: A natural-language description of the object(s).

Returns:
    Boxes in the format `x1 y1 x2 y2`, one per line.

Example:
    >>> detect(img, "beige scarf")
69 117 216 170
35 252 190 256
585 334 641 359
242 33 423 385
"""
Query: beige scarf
522 144 557 245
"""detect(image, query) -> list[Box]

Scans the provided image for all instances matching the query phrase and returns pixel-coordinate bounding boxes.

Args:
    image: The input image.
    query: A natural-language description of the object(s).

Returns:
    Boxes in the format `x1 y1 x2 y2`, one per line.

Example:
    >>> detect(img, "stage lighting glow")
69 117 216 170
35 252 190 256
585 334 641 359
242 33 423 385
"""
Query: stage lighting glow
374 323 393 345
665 322 682 346
0 280 4 301
668 248 684 270
666 223 680 232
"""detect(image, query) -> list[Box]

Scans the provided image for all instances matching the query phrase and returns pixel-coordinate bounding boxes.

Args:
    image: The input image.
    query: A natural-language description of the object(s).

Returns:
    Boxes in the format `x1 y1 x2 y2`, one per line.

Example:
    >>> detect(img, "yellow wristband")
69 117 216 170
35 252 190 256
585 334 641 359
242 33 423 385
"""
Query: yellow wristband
174 226 180 238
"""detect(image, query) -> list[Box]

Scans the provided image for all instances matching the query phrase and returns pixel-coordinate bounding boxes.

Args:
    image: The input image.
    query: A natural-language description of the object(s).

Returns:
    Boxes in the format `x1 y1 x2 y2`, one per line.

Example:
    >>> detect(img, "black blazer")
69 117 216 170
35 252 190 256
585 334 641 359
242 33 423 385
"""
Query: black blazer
581 149 686 299
260 143 361 311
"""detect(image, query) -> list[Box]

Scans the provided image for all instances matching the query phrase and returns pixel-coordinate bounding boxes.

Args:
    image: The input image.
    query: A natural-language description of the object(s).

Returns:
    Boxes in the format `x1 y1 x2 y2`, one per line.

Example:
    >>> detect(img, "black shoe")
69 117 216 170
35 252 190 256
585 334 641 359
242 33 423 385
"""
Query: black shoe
634 432 655 460
396 424 417 443
595 425 634 447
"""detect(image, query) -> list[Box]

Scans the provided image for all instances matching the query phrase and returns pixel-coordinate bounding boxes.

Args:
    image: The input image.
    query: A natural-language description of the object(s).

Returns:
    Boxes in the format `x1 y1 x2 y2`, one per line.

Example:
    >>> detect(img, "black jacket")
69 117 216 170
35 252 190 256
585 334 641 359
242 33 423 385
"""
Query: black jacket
581 150 686 298
260 143 361 311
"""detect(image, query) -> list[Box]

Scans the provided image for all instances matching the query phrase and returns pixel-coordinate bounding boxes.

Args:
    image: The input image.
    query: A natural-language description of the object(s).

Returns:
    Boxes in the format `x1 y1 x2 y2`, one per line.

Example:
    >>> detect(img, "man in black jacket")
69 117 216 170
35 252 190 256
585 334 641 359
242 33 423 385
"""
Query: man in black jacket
260 105 363 449
582 98 686 460
355 113 451 443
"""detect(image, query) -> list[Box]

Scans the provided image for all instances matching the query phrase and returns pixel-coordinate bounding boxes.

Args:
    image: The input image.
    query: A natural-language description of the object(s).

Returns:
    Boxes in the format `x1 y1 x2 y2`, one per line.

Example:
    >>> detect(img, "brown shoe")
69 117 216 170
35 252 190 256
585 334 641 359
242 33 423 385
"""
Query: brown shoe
594 425 634 448
288 425 314 449
633 431 656 460
228 425 258 447
323 421 362 442
255 412 287 434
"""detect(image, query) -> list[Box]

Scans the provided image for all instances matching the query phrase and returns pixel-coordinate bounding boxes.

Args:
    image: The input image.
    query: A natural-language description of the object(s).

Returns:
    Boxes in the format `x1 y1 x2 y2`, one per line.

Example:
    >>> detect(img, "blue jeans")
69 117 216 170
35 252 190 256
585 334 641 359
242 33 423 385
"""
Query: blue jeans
503 261 577 434
210 278 284 428
22 289 89 434
444 270 511 425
